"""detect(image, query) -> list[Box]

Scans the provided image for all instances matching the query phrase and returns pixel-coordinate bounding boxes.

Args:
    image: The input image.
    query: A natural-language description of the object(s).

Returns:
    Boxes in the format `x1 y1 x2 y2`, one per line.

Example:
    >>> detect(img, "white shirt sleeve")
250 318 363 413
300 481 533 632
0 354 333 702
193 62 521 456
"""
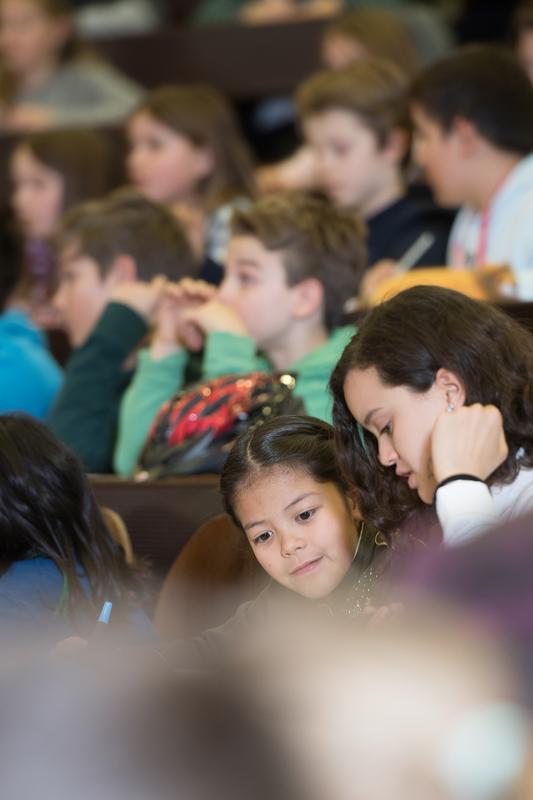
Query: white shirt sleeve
436 480 497 547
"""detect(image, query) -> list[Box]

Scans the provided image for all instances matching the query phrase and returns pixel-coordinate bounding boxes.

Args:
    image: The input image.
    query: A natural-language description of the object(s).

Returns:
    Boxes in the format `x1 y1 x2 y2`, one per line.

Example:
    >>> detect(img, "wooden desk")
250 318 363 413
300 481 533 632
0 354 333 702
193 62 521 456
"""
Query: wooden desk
91 18 325 98
91 474 223 582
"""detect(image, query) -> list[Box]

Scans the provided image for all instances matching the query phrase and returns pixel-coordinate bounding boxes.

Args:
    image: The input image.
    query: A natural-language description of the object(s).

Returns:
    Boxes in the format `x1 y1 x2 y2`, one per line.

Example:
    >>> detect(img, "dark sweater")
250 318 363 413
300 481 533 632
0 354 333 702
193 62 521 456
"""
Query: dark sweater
366 190 455 268
47 303 147 474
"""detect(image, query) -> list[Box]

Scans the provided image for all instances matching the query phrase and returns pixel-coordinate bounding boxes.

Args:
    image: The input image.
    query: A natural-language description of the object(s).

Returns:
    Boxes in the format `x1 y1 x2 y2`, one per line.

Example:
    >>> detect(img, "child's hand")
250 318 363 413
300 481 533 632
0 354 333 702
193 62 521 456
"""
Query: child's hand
181 299 248 346
363 603 403 625
431 404 508 484
359 260 398 307
2 104 53 131
150 279 216 357
50 636 88 661
240 0 296 24
111 276 168 322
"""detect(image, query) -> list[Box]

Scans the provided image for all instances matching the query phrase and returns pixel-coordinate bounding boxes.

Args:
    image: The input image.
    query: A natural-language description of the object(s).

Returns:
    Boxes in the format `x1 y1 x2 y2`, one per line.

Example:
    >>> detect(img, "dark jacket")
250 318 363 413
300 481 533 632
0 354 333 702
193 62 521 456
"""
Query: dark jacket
366 188 455 268
47 303 147 473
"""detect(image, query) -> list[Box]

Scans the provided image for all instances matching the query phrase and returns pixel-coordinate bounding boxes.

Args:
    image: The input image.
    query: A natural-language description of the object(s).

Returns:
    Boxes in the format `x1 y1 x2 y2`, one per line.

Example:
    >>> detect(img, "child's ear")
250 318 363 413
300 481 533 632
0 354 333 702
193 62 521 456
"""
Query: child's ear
291 278 324 321
434 367 466 409
450 117 481 157
192 146 215 181
382 127 409 165
346 493 362 520
106 254 138 287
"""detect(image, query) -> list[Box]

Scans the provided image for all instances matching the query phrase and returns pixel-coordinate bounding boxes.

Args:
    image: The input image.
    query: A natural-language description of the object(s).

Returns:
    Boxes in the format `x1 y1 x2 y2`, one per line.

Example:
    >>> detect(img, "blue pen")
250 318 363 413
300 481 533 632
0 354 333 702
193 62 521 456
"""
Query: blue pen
98 601 113 624
90 600 113 643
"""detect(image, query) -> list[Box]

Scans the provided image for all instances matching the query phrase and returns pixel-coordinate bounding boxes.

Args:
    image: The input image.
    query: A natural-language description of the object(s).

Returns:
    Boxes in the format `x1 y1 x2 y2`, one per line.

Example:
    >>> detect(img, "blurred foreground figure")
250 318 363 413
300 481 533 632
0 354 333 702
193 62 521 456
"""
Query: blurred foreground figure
236 608 533 800
1 599 532 800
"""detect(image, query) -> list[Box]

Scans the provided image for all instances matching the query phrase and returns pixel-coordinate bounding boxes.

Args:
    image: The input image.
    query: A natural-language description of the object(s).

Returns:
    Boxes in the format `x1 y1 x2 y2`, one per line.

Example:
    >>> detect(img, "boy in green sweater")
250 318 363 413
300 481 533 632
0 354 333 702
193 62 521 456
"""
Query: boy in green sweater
114 192 366 476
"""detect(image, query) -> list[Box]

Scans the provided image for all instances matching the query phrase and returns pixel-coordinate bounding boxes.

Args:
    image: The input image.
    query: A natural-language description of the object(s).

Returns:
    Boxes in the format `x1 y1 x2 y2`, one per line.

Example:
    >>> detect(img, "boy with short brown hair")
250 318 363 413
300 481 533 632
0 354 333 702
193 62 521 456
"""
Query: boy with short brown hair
114 192 366 475
48 190 195 473
297 58 452 272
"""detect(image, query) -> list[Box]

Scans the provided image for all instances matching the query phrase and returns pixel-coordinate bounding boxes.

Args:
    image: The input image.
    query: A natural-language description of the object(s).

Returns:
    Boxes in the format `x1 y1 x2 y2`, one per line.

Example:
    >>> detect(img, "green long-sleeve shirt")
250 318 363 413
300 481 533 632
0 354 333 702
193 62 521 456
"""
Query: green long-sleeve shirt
114 325 355 476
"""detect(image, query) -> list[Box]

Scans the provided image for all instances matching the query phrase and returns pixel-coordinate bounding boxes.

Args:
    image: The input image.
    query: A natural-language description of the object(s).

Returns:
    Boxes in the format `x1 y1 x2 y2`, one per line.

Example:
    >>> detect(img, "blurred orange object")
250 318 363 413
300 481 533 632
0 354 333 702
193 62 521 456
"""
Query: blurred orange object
368 265 516 306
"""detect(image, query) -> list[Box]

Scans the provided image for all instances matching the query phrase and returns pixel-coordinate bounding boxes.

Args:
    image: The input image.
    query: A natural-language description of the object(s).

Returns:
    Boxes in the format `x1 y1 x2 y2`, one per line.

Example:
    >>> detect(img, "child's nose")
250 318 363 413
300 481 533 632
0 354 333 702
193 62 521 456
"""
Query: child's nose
377 436 398 468
51 284 66 311
127 148 143 174
217 278 233 303
412 139 426 168
279 529 305 558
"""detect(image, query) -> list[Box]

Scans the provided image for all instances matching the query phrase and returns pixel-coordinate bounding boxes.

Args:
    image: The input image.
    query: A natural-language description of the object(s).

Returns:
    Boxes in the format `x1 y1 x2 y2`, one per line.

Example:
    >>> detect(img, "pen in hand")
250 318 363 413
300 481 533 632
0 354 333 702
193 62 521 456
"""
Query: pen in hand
395 232 436 273
89 600 113 644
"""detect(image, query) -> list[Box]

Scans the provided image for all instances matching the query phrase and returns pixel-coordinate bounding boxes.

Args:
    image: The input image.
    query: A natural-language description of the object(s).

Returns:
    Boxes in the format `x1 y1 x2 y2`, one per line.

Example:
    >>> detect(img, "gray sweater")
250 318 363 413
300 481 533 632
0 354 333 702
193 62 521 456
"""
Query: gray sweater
15 58 143 127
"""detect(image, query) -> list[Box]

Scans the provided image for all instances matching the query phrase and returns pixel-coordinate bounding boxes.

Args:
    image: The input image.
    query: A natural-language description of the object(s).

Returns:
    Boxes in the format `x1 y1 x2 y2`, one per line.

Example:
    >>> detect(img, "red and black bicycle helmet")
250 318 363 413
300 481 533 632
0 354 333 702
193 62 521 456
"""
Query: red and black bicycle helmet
136 371 304 478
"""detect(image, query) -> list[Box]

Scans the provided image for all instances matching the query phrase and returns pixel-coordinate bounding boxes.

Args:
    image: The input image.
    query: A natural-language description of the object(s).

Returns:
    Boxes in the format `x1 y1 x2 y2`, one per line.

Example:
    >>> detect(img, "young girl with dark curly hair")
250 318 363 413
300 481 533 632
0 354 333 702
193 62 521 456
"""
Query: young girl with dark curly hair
329 286 533 546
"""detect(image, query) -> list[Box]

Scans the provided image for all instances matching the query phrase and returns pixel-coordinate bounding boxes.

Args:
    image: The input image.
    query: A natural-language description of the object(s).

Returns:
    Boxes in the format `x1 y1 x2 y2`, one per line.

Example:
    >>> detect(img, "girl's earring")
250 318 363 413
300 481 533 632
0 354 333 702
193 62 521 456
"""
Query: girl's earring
446 395 454 413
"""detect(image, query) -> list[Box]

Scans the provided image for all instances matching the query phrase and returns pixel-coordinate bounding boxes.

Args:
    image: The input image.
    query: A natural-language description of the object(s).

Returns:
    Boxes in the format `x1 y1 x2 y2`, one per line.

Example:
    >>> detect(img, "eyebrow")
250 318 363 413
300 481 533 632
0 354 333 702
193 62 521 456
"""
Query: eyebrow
363 407 383 427
233 258 260 270
243 492 320 532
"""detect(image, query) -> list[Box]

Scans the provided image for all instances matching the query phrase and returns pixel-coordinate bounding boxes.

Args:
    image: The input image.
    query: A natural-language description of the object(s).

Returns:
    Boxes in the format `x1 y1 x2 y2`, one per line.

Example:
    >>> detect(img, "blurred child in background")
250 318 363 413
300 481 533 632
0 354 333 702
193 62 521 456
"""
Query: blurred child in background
10 127 112 320
0 209 61 417
127 85 256 284
298 58 452 286
0 0 142 131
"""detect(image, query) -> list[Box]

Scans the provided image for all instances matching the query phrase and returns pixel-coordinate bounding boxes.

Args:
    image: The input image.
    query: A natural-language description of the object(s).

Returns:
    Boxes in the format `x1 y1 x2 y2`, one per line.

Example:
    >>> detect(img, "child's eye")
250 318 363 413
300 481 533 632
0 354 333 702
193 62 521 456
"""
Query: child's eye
141 137 163 152
253 530 273 545
380 422 392 436
331 143 351 157
297 508 316 523
237 272 257 286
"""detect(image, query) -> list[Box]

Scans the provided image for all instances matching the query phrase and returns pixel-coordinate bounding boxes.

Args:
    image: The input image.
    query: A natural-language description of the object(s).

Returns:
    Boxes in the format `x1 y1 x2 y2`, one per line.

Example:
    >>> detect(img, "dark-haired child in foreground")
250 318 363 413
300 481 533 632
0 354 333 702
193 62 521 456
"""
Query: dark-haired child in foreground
158 415 389 662
0 414 149 642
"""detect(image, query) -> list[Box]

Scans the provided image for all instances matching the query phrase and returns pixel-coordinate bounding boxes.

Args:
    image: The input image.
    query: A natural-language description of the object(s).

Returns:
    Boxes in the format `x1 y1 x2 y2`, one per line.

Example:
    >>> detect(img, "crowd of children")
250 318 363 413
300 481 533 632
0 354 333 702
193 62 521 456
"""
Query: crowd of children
1 3 533 792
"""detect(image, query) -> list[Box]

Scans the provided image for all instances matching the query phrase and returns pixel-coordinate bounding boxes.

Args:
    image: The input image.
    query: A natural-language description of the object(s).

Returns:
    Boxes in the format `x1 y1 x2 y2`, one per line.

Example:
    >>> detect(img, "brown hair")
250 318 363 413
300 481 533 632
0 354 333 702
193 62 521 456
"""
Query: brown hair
131 84 256 212
15 128 112 211
0 0 81 103
58 188 196 281
324 7 419 78
297 58 409 148
410 45 533 157
231 192 366 331
221 415 346 531
510 1 533 44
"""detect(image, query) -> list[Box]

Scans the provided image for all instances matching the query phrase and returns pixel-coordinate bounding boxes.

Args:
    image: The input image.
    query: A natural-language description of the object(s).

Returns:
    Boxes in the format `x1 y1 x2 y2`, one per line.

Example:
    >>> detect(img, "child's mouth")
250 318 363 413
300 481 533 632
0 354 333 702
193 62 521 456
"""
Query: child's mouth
290 557 323 577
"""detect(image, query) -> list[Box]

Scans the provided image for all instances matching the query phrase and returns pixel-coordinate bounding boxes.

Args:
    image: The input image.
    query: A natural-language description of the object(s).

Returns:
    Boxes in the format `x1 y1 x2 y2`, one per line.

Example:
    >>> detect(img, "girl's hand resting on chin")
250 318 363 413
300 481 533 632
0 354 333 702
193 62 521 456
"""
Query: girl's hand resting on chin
431 403 508 484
